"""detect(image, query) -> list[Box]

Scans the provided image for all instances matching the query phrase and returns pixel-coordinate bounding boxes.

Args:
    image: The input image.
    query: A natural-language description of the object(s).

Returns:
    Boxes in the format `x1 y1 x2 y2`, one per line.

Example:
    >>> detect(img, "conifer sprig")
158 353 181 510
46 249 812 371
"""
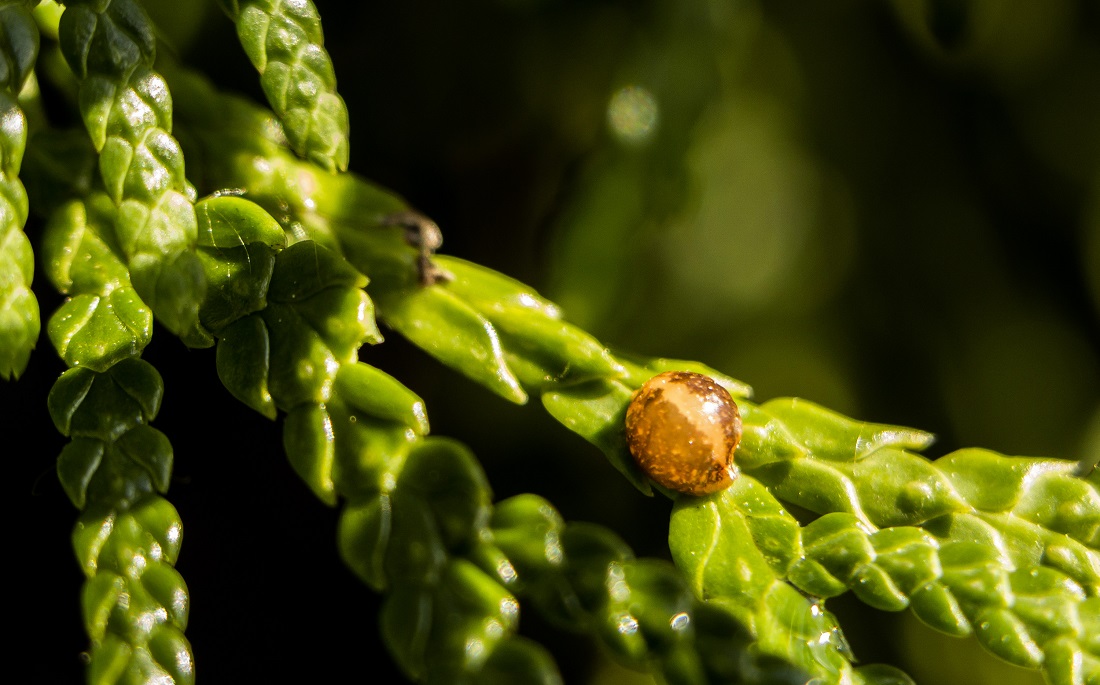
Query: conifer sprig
42 192 152 369
0 0 41 379
16 4 1099 683
56 0 205 336
50 356 194 685
166 73 1100 681
160 69 833 683
33 138 195 682
218 0 350 172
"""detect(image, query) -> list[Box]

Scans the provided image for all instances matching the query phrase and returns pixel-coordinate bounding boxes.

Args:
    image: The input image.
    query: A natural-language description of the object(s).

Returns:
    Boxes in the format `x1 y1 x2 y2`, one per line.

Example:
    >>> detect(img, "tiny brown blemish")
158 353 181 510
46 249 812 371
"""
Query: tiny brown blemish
624 371 741 496
381 210 451 285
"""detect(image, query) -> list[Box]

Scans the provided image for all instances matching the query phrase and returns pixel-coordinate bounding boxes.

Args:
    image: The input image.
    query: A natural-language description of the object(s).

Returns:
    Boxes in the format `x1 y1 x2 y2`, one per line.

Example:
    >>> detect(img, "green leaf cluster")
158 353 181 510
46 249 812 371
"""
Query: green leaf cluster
218 0 349 172
0 0 40 379
58 0 205 336
672 401 1100 685
50 357 193 683
9 2 1100 684
164 65 1100 683
43 193 151 369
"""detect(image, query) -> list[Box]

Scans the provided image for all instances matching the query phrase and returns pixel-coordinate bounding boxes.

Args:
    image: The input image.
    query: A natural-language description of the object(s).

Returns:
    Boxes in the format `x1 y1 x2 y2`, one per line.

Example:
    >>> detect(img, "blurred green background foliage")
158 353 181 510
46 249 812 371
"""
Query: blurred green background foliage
11 0 1100 682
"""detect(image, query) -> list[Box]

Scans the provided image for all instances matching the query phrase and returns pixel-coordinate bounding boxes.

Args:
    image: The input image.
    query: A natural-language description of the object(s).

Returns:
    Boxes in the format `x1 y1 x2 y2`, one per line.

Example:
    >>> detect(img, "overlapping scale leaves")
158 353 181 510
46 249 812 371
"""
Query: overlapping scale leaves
25 60 290 685
187 193 286 346
26 133 286 682
783 433 1100 678
49 357 193 685
26 24 200 675
178 89 1100 681
218 0 349 172
162 71 887 681
530 361 1100 684
57 0 206 336
487 493 813 685
180 165 782 684
123 151 544 680
345 212 1100 684
42 193 152 371
0 0 40 379
155 73 825 682
342 431 805 685
338 438 559 684
159 59 1100 683
683 400 1100 685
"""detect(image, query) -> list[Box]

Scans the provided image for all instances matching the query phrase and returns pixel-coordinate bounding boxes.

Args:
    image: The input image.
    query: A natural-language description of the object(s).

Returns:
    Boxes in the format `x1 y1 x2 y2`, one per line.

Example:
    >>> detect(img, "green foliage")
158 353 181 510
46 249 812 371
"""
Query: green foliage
10 1 1100 684
57 0 205 336
42 193 152 370
75 496 192 685
218 0 349 172
672 434 1100 684
0 0 40 379
166 66 1100 683
51 357 193 683
491 493 813 685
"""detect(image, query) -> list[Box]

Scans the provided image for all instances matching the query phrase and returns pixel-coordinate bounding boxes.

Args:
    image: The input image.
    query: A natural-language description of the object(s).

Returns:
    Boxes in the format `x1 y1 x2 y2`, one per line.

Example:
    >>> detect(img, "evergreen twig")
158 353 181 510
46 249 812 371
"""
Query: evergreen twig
0 0 41 378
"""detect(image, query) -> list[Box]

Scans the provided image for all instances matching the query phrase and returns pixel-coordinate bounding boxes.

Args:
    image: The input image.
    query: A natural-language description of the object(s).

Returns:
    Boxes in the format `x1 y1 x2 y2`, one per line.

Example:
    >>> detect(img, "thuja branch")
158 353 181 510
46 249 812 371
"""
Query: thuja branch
50 356 193 683
160 69 899 683
0 0 41 379
56 0 206 336
168 182 803 683
16 0 1097 682
28 7 210 673
27 174 196 681
43 192 152 369
737 407 1100 684
217 0 349 172
164 67 1100 683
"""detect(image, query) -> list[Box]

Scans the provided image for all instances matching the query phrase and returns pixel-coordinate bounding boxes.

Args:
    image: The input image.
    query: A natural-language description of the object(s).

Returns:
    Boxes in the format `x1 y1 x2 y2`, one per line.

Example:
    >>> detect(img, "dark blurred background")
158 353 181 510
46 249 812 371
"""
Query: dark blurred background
9 0 1100 682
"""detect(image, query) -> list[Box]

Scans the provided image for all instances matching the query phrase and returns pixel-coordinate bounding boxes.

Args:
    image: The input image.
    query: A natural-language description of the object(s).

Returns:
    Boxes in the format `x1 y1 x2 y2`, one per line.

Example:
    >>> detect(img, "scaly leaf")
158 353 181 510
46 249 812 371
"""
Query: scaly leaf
58 0 206 336
219 0 349 171
0 3 40 378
